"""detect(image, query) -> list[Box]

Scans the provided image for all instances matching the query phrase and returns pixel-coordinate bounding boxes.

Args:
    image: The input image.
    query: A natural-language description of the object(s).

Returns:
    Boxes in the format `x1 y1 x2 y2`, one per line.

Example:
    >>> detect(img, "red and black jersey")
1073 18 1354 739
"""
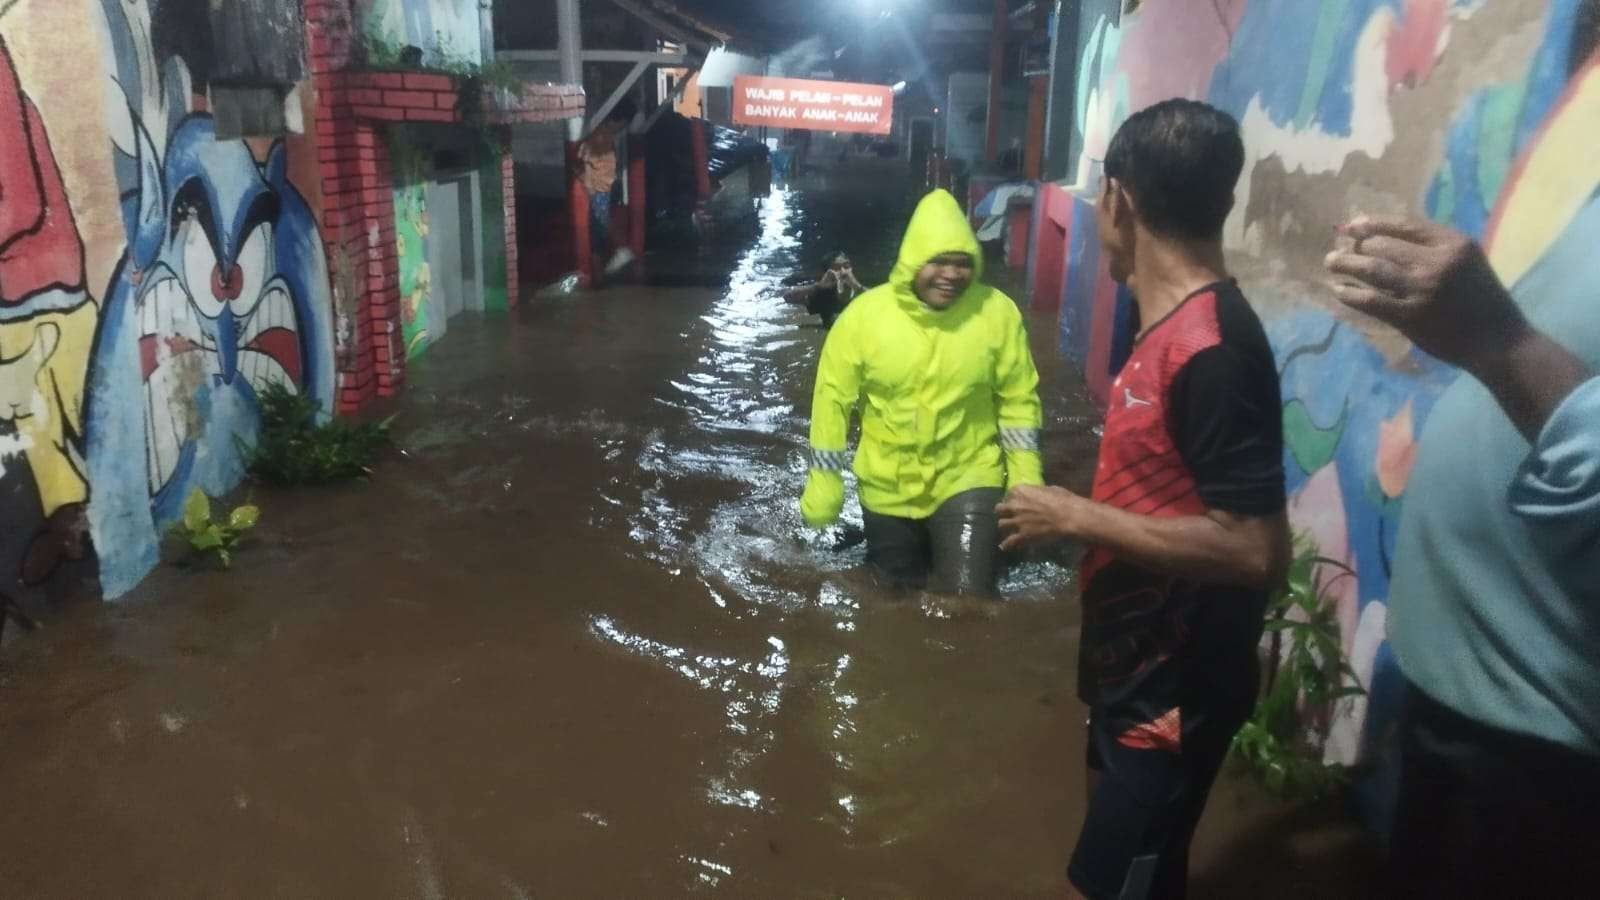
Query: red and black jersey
1079 281 1285 739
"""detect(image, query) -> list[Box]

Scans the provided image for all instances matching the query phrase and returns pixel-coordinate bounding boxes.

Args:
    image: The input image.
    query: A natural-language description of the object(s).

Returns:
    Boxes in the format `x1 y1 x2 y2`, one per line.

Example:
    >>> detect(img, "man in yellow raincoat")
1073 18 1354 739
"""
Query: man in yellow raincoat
801 189 1044 595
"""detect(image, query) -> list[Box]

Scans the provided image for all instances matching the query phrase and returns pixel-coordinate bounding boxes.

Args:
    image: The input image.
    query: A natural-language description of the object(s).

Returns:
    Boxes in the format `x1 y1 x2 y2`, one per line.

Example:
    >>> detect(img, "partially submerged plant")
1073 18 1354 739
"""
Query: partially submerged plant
247 383 392 486
176 489 259 569
1230 536 1367 800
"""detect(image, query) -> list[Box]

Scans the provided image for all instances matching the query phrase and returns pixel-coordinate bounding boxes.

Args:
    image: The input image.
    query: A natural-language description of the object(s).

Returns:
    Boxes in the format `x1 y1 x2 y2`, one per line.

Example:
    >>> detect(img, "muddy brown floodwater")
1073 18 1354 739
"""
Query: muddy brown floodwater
0 160 1379 897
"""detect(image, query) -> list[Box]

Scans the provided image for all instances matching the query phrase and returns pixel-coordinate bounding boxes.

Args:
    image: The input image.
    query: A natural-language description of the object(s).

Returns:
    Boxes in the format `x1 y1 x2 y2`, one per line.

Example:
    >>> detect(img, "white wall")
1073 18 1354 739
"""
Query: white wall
697 47 766 88
362 0 486 65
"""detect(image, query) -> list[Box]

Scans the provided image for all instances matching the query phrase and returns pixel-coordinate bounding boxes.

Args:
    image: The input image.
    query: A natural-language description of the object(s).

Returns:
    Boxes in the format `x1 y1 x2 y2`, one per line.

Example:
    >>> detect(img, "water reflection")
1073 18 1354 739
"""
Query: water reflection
585 168 1077 884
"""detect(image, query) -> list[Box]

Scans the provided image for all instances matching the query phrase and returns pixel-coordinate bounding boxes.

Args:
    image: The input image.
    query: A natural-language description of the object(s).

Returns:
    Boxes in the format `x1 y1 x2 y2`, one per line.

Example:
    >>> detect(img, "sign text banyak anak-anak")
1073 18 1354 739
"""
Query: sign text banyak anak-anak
732 76 894 136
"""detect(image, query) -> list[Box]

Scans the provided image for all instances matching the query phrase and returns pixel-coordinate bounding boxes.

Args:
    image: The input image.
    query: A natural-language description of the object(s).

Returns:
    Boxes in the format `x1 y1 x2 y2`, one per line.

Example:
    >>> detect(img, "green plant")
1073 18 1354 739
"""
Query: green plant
357 26 406 69
353 24 525 155
176 489 259 569
1230 536 1367 800
247 383 392 486
431 37 524 150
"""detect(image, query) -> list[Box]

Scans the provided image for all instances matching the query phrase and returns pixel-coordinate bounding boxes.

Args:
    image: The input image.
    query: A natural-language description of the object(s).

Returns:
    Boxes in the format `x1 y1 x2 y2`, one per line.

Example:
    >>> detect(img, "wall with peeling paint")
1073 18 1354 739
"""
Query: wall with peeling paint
0 0 335 599
1035 0 1600 829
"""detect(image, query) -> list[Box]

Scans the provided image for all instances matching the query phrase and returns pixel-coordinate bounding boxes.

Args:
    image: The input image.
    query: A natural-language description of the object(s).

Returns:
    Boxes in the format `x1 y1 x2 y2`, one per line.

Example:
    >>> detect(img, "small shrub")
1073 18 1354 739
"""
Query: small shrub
248 383 392 486
1230 536 1367 800
176 489 259 569
355 27 524 150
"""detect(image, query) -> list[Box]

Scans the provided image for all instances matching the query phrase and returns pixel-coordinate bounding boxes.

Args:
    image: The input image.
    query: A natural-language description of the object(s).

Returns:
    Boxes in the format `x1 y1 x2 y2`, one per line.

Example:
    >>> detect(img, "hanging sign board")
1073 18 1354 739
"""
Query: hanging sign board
732 76 894 135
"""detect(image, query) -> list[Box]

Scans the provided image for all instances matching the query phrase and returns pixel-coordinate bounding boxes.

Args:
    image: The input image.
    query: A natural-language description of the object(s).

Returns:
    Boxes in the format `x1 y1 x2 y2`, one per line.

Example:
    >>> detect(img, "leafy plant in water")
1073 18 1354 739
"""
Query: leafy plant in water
247 383 392 486
1230 535 1366 800
176 489 259 569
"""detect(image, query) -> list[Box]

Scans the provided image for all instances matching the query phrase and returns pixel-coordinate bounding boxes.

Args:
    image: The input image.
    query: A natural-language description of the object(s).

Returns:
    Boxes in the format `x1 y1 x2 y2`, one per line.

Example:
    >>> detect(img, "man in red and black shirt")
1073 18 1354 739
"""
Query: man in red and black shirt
999 99 1290 900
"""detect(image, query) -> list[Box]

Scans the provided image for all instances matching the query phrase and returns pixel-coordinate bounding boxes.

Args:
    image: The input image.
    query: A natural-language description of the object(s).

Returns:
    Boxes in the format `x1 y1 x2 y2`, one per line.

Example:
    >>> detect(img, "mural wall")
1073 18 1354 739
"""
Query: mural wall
1045 0 1600 826
0 0 334 598
392 158 437 358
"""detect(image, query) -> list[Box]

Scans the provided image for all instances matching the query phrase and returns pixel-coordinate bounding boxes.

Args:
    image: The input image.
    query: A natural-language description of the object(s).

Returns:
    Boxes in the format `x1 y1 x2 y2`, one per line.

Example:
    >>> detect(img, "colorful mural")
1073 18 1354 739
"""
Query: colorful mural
0 0 334 598
394 178 435 357
0 29 97 585
1044 0 1600 824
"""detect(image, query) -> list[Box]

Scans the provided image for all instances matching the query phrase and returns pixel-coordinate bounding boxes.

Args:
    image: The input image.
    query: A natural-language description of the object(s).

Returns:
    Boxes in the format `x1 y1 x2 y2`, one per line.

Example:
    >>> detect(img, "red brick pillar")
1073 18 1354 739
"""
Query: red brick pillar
308 0 368 413
690 120 711 201
1006 197 1031 269
502 129 520 306
566 140 593 285
627 130 646 258
1024 75 1048 181
307 0 404 412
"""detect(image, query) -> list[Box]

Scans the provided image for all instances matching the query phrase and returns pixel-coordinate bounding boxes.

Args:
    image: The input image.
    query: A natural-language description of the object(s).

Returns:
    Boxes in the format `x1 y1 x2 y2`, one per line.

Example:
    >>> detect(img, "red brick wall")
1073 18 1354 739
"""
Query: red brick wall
303 0 581 412
340 72 461 123
502 132 519 306
307 0 404 413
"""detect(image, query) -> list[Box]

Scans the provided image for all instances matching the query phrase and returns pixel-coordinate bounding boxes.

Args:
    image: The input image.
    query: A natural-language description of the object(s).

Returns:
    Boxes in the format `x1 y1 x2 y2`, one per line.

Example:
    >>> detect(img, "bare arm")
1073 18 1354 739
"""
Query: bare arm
1462 326 1591 443
998 486 1291 590
1326 215 1593 441
782 283 819 304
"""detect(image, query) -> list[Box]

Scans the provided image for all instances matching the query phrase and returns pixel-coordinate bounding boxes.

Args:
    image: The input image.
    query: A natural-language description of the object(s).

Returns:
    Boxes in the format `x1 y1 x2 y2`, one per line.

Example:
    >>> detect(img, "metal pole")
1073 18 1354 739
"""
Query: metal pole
557 0 584 144
557 0 594 283
479 0 495 62
1041 0 1077 181
984 0 1006 162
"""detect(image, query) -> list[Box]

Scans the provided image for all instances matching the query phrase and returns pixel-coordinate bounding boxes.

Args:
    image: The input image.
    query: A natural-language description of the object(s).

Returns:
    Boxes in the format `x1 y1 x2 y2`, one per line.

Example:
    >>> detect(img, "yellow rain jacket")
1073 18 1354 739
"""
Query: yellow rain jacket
801 189 1043 527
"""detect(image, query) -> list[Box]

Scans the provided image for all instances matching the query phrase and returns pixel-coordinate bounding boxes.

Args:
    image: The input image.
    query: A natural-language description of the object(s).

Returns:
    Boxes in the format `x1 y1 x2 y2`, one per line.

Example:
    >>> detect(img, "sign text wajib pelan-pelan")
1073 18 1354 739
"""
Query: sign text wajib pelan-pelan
732 76 894 136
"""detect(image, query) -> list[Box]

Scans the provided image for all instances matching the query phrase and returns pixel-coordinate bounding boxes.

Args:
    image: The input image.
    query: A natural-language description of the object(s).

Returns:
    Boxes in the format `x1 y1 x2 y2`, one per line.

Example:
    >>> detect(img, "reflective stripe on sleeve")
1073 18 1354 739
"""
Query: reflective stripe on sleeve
999 427 1040 452
810 448 851 472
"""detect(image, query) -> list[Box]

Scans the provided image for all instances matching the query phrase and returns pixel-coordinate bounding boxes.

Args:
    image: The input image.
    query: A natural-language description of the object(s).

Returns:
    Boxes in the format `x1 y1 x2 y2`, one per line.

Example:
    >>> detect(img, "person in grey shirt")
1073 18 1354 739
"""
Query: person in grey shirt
1325 212 1599 898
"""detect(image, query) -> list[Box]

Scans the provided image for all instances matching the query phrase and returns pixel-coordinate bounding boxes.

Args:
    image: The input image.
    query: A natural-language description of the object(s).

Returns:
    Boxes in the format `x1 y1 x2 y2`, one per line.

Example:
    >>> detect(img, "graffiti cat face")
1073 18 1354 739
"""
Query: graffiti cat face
103 116 331 514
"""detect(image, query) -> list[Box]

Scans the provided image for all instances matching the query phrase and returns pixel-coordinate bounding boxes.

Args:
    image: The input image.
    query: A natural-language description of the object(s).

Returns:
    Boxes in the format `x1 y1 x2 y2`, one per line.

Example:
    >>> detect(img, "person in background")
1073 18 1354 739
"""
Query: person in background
579 100 636 277
802 190 1043 596
749 144 773 210
791 128 811 176
996 99 1290 900
772 142 792 182
1324 214 1600 897
782 252 864 329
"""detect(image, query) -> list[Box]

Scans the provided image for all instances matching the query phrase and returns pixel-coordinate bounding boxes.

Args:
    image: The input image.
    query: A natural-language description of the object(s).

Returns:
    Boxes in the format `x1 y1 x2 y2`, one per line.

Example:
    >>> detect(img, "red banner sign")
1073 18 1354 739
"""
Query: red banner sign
732 76 894 135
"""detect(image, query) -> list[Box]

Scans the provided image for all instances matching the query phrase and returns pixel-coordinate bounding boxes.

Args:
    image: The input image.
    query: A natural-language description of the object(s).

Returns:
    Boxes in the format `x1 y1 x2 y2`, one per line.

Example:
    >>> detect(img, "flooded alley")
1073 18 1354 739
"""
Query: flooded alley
0 161 1376 897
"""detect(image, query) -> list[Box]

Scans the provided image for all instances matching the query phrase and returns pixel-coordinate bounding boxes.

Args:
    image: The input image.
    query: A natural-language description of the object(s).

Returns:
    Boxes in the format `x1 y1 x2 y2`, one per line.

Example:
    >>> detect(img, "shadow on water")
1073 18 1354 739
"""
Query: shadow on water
0 158 1378 897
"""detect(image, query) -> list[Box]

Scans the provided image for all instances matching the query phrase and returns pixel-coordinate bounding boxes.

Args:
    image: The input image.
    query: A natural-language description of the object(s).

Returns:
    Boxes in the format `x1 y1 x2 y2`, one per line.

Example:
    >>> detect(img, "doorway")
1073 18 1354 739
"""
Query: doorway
423 168 484 346
909 118 934 175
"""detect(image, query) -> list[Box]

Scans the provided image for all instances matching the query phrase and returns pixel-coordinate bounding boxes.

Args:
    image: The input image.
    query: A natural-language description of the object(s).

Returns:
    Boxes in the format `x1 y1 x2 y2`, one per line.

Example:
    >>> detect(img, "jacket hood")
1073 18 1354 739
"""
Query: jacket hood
889 190 984 313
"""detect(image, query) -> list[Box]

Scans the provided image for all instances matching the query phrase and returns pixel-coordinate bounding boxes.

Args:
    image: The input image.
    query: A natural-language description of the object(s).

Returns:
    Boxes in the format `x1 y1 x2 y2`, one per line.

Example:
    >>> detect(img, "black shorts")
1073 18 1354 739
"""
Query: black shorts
1069 680 1255 899
1391 678 1600 898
